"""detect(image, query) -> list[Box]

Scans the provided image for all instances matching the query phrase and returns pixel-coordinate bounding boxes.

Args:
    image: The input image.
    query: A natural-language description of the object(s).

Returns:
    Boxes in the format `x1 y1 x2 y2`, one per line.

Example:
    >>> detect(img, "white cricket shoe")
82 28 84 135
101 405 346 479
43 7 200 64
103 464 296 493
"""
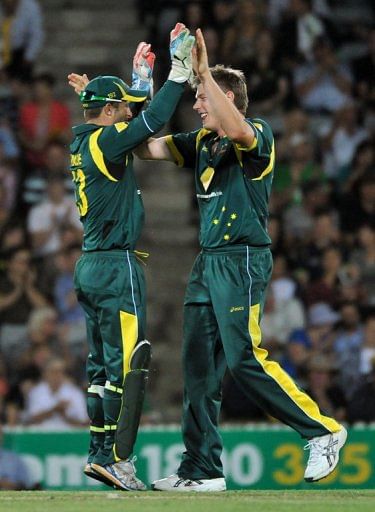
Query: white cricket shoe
304 426 347 482
152 473 226 492
91 457 147 491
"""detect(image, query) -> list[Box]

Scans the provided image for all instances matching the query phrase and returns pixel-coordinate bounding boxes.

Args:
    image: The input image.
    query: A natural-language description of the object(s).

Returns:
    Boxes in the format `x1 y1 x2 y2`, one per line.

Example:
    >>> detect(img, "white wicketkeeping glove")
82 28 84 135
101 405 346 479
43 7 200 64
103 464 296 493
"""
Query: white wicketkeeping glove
168 23 195 84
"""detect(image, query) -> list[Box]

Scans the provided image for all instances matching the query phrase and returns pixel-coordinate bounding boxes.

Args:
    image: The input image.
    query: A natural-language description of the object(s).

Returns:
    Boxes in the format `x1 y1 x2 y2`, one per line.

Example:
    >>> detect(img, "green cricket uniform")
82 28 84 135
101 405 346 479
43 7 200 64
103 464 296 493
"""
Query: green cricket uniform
71 80 185 466
166 119 341 479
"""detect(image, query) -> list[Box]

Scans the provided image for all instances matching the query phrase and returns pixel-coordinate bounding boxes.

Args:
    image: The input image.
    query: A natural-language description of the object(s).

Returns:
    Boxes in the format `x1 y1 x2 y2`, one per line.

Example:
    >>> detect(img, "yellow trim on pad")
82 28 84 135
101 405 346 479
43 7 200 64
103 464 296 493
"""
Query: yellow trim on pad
120 310 138 378
248 303 340 433
89 129 118 181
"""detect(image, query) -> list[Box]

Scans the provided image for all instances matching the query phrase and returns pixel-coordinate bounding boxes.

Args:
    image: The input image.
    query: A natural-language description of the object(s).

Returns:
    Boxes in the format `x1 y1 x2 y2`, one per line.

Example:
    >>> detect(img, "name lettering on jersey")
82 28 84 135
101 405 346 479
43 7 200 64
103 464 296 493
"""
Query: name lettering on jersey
230 306 244 313
196 191 223 199
70 153 82 167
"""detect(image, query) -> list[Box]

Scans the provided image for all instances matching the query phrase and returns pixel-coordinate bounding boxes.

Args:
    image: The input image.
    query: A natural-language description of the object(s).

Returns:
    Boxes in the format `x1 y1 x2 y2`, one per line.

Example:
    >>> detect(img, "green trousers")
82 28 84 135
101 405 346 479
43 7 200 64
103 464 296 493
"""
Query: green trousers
178 246 341 480
74 250 146 465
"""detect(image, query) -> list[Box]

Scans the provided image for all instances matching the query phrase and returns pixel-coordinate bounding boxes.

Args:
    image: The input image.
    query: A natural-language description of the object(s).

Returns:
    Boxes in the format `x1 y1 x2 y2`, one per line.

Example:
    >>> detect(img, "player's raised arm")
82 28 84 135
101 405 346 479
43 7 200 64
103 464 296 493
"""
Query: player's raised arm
193 28 255 147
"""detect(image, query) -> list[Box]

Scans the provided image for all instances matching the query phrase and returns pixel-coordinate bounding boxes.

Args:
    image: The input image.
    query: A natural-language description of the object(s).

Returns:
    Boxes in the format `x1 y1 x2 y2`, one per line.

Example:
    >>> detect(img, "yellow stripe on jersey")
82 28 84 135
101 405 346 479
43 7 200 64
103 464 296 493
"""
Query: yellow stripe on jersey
115 122 128 133
195 128 211 152
251 141 275 181
248 303 340 433
89 129 118 181
200 166 215 191
165 135 184 167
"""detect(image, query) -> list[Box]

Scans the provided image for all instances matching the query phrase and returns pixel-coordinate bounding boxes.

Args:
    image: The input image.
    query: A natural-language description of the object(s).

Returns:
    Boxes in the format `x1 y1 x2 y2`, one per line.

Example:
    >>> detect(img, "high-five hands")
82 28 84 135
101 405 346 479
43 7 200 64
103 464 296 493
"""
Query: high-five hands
168 23 196 84
67 73 89 95
192 28 210 81
132 42 156 97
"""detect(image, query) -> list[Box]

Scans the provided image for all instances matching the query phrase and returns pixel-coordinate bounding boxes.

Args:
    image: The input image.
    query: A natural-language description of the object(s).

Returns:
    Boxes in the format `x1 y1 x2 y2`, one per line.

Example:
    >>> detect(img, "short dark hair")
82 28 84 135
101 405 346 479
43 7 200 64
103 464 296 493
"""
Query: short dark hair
193 65 249 114
83 102 120 120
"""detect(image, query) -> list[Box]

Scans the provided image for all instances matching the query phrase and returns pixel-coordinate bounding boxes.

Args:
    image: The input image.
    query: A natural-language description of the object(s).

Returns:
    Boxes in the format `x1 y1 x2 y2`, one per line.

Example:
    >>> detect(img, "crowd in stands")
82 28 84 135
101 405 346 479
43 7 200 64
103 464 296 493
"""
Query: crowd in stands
0 0 374 430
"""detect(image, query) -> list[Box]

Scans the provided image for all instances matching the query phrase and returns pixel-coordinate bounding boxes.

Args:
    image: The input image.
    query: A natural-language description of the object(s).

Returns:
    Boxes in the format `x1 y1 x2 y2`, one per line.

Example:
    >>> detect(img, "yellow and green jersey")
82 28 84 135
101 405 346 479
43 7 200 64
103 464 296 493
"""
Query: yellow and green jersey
69 80 184 251
166 118 275 249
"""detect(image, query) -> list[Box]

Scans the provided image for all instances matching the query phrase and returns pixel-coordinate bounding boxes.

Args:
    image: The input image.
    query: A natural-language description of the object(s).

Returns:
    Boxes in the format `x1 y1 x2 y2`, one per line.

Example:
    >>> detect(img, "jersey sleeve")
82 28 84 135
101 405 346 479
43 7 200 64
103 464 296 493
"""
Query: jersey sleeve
97 80 185 163
165 130 200 170
235 118 275 180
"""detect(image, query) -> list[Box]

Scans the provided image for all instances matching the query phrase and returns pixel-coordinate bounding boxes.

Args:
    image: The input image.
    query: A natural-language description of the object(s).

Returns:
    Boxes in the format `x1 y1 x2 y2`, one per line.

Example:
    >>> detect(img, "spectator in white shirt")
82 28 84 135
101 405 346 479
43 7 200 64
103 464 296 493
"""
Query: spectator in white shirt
27 175 82 257
23 357 88 430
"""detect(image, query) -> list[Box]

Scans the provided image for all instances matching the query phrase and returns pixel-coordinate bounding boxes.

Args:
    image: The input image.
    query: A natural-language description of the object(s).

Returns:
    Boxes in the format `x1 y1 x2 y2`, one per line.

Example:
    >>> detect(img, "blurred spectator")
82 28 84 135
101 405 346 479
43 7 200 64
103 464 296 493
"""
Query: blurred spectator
262 255 305 349
339 139 374 195
211 0 236 59
277 0 326 65
282 180 331 241
333 302 364 396
22 139 73 208
351 27 375 112
304 244 344 307
245 28 289 126
0 222 27 256
23 357 88 429
0 117 20 160
273 131 325 210
0 141 18 212
340 173 375 236
347 356 375 424
221 0 265 66
275 107 311 161
305 301 340 351
19 72 70 169
321 101 369 180
294 37 353 114
0 0 44 81
0 247 47 363
350 224 375 307
27 175 82 258
280 332 311 387
359 315 375 376
53 244 86 361
305 353 347 422
295 210 340 281
0 424 31 489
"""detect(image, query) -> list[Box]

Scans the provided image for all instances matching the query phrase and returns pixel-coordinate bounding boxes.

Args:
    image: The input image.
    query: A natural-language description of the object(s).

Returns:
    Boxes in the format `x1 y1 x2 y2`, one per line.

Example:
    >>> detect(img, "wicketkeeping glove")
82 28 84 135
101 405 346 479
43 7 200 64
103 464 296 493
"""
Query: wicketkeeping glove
132 42 156 98
168 23 195 84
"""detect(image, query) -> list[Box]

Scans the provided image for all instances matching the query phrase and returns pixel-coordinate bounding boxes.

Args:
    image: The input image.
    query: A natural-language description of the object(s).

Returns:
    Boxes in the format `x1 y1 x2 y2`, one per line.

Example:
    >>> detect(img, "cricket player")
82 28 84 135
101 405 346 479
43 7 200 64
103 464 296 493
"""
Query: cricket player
69 24 195 491
69 28 347 492
138 28 347 492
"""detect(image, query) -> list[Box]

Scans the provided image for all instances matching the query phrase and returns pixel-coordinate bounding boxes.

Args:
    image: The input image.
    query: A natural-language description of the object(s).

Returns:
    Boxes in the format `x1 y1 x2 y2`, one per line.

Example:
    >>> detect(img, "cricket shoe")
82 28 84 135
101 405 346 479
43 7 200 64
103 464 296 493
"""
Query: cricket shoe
304 426 347 482
152 473 226 492
84 463 112 486
91 457 147 491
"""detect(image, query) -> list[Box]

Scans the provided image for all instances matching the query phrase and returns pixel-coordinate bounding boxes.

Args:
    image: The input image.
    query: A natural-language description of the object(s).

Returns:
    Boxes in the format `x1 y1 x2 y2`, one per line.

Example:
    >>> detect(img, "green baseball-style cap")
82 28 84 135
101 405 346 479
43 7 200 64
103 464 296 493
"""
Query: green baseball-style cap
80 75 147 109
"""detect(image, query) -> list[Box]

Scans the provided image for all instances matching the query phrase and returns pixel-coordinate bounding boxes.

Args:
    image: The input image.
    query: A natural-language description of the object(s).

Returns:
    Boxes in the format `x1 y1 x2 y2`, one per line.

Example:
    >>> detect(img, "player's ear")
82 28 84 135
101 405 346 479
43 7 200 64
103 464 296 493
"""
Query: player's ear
103 103 112 116
226 91 235 103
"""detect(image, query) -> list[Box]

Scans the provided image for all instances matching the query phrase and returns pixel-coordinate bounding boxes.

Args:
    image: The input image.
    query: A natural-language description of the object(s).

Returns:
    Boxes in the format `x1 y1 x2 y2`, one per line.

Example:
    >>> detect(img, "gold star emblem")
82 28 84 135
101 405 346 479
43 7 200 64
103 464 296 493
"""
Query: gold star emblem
224 234 230 241
230 213 237 220
227 222 232 227
213 219 219 225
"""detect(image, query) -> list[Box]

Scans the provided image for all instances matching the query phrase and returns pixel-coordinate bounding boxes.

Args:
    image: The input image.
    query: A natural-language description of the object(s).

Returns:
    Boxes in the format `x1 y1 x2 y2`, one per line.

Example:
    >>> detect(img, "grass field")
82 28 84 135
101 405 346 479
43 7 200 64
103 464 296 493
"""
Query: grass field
2 490 375 512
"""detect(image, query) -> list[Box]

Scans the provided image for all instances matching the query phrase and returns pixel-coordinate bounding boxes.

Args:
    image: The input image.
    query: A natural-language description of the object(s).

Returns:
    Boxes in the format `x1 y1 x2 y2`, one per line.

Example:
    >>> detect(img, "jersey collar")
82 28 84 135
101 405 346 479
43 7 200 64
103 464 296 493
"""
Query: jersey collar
72 123 102 136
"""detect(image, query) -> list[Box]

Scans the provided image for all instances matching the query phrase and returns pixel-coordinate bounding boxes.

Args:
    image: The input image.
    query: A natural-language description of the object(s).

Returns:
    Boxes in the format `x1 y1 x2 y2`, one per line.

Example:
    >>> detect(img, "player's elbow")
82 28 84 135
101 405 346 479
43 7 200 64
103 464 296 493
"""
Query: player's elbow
230 127 255 147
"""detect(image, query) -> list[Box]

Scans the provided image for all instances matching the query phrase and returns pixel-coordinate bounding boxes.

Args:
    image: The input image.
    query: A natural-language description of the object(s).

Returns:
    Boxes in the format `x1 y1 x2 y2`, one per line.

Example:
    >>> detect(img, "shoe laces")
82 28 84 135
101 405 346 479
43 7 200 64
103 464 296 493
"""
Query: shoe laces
118 456 144 487
304 438 325 465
